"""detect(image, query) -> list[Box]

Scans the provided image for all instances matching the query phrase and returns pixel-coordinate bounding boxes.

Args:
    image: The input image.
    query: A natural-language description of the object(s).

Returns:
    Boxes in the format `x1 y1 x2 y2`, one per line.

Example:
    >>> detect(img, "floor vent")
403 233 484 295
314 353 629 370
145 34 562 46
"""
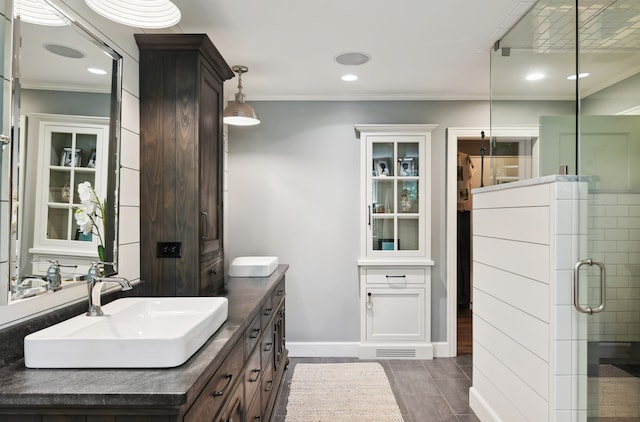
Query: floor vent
375 348 416 358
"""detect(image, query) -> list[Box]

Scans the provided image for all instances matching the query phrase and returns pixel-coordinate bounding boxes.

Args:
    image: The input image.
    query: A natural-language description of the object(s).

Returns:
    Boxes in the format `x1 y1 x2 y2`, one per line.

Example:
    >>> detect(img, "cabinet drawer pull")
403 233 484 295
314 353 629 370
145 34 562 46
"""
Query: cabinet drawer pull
264 308 273 316
201 211 209 240
249 328 260 339
276 289 285 296
264 342 273 352
249 368 261 382
264 380 273 392
385 274 406 279
212 374 233 397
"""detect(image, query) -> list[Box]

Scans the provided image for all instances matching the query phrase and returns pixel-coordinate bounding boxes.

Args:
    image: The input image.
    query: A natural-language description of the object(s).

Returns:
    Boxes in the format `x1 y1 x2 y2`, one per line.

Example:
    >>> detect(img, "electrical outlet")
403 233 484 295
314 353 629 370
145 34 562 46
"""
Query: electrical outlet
157 242 182 258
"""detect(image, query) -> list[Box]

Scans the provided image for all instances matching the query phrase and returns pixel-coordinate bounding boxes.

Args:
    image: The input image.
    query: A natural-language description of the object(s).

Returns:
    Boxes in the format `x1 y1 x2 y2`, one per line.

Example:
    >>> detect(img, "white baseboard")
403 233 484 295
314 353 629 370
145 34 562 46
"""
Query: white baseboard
287 342 360 357
469 387 500 422
286 341 453 359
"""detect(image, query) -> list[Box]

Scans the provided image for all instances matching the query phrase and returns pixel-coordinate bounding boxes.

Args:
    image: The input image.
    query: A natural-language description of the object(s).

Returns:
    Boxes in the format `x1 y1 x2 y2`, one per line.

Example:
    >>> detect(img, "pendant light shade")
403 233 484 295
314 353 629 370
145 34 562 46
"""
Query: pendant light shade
84 0 181 28
223 65 260 126
15 0 69 26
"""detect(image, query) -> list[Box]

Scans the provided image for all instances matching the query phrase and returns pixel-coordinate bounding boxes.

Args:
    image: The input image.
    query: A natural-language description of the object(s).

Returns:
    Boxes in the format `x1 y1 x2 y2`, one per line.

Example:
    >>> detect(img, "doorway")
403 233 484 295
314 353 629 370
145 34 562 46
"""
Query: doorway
446 127 539 357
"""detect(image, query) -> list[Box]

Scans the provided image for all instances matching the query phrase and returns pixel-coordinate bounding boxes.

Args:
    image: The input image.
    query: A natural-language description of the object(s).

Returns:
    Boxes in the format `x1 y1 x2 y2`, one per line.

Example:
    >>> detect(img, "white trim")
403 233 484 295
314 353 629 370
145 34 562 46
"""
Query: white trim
432 342 451 357
286 342 360 358
470 387 501 422
445 126 540 358
286 341 451 359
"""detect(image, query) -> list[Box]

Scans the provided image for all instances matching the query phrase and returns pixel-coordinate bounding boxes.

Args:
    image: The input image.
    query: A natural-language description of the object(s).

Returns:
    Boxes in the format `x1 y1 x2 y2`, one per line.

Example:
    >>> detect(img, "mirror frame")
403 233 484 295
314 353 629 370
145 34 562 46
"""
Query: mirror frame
0 0 122 318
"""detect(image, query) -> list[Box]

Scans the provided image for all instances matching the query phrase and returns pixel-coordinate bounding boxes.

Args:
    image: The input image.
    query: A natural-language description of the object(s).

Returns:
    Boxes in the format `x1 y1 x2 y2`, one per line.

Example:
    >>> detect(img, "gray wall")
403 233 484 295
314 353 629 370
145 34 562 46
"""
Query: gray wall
227 99 576 346
227 100 485 345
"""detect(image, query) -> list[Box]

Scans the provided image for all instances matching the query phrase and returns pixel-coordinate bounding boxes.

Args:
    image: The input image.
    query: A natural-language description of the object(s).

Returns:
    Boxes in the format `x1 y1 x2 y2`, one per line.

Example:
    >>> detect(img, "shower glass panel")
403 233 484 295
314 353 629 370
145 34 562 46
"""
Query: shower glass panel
491 0 640 419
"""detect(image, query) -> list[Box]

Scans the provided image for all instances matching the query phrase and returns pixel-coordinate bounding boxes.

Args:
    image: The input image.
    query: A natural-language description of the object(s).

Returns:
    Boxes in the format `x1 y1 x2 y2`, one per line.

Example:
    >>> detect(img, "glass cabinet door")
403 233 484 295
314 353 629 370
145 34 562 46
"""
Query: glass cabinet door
369 138 424 254
30 119 108 255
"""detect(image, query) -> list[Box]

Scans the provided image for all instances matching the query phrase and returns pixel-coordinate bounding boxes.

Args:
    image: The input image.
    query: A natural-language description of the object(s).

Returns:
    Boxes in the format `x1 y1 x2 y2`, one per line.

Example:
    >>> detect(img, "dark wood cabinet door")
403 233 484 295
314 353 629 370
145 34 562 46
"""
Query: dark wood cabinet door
199 62 223 257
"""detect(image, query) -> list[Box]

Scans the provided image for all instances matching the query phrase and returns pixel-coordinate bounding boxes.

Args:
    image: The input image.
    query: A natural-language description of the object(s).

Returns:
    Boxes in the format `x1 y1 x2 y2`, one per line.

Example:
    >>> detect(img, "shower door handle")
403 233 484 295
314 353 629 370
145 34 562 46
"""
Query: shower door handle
573 258 606 315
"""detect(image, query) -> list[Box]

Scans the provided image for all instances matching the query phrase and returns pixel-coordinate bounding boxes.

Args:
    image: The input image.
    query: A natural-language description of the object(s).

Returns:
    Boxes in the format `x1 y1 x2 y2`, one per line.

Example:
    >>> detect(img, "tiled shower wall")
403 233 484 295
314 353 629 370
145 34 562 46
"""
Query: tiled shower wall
587 192 640 343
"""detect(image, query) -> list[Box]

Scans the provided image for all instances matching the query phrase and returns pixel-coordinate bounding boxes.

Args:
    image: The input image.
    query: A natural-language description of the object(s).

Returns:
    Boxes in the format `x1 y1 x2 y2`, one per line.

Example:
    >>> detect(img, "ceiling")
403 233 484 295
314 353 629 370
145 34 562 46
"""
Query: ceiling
18 0 640 103
167 0 537 101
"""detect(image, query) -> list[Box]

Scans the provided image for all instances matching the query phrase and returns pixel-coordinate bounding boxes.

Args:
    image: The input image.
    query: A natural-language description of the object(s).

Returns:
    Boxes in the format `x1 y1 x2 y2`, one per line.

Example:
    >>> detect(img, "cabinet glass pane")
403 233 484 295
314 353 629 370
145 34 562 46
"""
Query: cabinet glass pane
398 143 419 176
399 181 418 213
372 217 394 251
76 133 98 168
372 179 394 213
398 218 419 251
49 169 72 203
372 143 394 176
50 132 74 166
47 207 70 240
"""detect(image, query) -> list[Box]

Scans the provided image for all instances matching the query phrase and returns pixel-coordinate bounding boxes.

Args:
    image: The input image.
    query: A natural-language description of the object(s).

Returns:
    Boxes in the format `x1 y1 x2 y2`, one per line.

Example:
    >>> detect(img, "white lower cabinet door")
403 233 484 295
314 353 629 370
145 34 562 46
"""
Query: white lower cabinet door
365 287 425 341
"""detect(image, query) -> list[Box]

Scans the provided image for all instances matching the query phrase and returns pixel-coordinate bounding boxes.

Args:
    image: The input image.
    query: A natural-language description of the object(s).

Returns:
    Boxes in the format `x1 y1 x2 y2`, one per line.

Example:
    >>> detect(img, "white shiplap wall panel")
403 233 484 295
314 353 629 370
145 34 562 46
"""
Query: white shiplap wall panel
474 342 549 422
474 289 550 360
473 235 550 283
472 369 528 422
473 206 550 244
473 182 550 209
470 178 589 422
474 262 550 322
474 316 549 397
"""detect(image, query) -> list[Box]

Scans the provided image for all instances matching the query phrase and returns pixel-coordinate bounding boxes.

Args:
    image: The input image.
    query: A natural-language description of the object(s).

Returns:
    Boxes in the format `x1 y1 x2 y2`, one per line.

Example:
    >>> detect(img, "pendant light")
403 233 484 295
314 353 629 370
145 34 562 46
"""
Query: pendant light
223 65 260 126
84 0 181 29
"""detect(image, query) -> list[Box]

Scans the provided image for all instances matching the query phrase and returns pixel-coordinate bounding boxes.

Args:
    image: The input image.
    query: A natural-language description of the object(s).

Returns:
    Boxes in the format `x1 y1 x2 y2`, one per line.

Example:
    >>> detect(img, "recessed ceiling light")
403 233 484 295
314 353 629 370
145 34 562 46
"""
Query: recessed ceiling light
567 72 590 80
341 74 358 82
335 52 370 66
85 0 181 28
88 67 108 75
44 43 85 59
526 72 545 81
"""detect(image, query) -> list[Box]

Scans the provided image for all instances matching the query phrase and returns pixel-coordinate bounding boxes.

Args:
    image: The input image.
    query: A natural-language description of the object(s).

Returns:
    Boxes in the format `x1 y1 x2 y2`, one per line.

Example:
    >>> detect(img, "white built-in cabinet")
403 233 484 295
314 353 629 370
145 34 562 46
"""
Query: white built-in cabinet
355 124 436 359
28 114 109 262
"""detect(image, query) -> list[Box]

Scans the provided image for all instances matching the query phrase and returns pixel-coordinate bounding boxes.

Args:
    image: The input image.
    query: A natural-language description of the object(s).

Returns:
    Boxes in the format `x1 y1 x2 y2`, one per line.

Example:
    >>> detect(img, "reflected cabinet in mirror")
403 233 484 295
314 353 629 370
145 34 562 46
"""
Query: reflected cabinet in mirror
1 0 122 307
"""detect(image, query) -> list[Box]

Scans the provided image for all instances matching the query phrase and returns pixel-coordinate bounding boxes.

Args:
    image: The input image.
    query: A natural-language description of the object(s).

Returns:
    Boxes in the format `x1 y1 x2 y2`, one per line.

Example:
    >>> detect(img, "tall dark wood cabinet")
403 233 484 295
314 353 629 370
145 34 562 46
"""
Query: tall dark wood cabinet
136 34 234 296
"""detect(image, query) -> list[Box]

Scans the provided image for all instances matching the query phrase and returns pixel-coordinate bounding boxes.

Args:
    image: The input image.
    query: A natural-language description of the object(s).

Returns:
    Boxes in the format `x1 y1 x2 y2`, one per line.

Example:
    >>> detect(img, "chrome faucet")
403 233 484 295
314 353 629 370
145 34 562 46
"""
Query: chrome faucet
45 260 61 291
86 262 133 316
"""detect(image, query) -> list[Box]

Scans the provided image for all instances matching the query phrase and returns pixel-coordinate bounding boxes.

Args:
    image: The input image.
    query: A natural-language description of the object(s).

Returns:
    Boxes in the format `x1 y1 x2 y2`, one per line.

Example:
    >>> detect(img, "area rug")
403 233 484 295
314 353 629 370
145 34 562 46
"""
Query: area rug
285 362 404 421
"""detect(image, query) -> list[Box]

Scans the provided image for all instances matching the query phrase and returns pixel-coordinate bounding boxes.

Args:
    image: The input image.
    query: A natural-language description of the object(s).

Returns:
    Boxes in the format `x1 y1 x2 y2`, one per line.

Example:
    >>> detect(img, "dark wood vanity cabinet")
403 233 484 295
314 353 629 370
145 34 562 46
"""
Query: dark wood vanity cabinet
185 279 288 422
135 34 233 297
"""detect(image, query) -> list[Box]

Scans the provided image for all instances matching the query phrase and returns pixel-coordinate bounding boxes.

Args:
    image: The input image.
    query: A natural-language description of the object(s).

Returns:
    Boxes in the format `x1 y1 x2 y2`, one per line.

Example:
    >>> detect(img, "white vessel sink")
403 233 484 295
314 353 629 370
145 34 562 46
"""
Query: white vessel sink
229 256 278 277
24 297 228 368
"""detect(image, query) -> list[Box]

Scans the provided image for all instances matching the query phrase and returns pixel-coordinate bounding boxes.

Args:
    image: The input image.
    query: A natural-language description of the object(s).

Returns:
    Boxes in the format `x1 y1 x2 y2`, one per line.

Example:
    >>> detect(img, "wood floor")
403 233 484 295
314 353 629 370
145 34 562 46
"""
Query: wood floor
457 308 472 356
271 355 479 422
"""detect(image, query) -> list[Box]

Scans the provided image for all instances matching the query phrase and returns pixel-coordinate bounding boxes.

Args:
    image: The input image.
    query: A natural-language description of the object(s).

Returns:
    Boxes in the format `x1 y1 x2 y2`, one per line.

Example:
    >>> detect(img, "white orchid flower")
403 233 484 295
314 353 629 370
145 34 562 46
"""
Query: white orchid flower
78 181 96 203
74 182 106 262
74 208 94 235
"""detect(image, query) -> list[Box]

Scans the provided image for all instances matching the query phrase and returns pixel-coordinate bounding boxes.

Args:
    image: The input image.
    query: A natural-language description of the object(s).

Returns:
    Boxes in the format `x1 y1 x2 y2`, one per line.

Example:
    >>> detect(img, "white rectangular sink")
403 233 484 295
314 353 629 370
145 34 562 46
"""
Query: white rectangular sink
24 297 228 368
229 256 278 277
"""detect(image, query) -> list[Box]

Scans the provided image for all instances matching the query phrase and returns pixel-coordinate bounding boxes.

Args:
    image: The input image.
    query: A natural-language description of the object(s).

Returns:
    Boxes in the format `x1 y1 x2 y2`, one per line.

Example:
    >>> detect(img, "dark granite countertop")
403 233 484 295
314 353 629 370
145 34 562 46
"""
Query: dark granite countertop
0 264 288 413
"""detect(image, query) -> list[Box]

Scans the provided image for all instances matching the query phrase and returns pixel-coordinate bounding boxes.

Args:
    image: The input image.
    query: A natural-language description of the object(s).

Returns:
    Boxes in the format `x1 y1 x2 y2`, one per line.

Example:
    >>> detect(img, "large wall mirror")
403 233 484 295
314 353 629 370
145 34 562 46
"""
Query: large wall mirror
1 0 122 310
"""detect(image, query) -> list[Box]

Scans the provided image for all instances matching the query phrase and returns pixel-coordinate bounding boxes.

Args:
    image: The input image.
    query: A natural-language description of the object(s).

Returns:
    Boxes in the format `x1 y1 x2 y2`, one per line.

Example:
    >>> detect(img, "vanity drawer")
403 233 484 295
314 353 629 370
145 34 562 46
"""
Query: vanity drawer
365 267 426 285
185 338 244 422
261 323 275 371
272 280 286 308
261 296 274 330
245 314 262 358
261 357 275 413
246 387 263 422
244 346 262 409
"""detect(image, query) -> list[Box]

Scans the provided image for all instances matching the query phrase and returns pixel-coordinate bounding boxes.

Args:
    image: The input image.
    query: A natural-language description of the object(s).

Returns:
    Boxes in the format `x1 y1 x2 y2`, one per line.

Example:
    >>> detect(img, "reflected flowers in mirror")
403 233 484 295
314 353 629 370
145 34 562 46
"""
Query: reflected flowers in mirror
74 181 106 262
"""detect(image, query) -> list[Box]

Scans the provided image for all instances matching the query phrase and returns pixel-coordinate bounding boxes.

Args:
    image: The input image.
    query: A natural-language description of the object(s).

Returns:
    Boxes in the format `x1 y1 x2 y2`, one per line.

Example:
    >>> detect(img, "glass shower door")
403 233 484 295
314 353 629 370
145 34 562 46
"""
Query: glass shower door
577 1 640 417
